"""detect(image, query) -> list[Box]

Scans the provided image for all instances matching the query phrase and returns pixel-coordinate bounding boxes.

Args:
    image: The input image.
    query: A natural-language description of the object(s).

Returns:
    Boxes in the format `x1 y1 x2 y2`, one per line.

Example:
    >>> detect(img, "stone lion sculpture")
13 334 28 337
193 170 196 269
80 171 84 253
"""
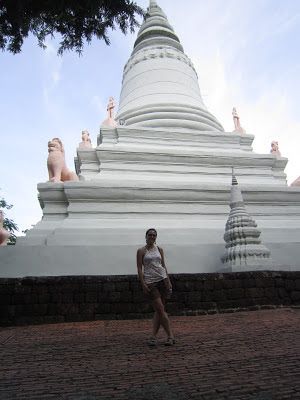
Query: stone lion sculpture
78 130 92 148
0 211 9 246
291 176 300 187
47 138 79 182
270 140 281 157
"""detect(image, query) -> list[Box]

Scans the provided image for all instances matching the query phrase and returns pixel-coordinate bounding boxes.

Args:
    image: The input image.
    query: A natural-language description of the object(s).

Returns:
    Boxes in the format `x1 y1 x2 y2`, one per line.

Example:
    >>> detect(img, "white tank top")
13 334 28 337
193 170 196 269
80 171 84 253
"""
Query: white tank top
143 245 167 284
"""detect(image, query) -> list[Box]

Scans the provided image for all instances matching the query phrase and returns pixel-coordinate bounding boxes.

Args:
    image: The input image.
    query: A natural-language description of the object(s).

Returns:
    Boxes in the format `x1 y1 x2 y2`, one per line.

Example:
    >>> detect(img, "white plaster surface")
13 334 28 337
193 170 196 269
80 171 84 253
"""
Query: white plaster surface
1 175 299 277
1 239 299 278
116 1 224 132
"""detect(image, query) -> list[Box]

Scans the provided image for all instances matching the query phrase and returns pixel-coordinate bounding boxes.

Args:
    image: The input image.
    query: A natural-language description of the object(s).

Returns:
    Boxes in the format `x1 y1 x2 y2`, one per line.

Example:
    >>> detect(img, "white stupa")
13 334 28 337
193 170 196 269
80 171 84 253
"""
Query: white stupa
1 0 300 277
221 171 273 272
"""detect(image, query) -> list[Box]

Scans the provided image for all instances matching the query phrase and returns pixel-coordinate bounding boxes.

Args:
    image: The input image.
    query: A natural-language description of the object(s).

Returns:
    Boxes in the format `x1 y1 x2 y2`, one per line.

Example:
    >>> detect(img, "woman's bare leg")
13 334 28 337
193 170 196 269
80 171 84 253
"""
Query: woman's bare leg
151 297 174 339
152 311 160 337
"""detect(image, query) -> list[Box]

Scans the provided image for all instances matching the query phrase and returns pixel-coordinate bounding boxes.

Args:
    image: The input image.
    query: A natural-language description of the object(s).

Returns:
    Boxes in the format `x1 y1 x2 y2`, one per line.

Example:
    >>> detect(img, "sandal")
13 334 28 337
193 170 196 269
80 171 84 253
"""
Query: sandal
164 337 175 346
148 337 157 346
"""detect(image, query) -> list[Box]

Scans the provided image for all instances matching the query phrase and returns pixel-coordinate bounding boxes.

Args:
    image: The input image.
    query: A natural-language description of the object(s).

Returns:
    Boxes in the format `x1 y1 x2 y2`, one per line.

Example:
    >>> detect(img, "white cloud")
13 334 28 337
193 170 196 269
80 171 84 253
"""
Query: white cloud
44 40 57 56
51 69 61 84
91 95 107 119
42 40 63 116
192 47 300 184
44 40 63 84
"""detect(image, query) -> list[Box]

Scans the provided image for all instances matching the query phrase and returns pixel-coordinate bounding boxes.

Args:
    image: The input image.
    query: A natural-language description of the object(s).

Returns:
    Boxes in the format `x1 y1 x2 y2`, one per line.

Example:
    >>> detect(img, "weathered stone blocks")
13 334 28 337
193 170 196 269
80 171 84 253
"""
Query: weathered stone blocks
0 271 299 326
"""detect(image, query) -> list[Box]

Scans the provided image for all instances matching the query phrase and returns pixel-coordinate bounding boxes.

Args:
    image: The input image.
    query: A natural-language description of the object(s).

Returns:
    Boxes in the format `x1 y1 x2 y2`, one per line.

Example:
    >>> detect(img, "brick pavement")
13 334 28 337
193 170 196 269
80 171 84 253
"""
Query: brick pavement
0 308 300 400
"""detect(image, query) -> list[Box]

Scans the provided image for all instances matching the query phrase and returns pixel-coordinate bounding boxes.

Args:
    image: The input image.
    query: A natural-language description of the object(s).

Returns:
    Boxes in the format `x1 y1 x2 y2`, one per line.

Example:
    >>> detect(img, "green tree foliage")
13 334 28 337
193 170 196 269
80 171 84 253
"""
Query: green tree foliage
0 196 18 245
0 0 144 55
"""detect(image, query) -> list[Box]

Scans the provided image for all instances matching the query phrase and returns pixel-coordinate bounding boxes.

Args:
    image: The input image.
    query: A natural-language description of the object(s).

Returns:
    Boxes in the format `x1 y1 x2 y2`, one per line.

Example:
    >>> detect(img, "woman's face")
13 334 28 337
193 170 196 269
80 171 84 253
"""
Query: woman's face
146 230 157 245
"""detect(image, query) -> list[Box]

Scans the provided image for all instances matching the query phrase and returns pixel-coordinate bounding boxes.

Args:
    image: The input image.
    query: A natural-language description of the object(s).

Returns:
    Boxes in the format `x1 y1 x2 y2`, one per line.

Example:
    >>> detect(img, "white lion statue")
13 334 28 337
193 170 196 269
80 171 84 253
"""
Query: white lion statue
47 138 79 182
270 140 281 157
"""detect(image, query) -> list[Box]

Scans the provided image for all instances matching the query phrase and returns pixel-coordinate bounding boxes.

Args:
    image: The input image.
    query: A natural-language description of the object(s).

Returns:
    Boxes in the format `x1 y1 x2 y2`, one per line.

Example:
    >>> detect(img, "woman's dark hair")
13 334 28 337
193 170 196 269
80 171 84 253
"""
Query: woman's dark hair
145 228 157 237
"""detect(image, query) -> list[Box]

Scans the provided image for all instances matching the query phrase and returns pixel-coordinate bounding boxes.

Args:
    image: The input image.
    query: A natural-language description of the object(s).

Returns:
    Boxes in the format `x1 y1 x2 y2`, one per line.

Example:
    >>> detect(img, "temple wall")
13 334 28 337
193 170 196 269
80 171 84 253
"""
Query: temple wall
1 238 300 278
1 271 299 326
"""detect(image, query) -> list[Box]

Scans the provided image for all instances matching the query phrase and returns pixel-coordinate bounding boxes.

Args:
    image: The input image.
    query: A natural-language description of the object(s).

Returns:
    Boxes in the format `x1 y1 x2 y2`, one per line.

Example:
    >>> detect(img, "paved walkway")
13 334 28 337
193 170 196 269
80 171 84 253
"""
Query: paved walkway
0 308 300 400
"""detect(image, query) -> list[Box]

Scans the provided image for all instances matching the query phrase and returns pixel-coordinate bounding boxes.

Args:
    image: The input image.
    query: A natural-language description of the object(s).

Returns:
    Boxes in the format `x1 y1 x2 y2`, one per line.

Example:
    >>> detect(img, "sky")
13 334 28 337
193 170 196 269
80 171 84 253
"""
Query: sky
1 0 300 235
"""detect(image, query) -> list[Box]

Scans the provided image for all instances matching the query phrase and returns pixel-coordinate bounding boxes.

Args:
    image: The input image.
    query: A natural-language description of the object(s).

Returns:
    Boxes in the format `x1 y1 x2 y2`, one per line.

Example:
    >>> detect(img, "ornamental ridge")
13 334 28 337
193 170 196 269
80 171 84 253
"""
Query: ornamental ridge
122 47 197 81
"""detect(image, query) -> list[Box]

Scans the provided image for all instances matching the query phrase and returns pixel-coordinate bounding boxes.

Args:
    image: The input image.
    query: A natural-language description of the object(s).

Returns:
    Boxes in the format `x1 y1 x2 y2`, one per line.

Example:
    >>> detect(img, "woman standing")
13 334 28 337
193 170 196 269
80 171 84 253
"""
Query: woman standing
136 228 175 346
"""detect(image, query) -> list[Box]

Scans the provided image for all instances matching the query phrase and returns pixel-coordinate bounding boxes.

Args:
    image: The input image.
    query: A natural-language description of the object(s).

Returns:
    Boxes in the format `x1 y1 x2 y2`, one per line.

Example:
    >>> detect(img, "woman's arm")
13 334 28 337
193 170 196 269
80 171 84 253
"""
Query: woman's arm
158 247 172 289
136 248 150 294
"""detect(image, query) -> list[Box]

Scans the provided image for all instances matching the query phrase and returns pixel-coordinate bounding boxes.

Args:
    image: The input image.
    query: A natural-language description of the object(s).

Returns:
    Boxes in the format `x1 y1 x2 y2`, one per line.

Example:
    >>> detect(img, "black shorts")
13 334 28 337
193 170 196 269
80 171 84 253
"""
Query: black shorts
145 279 170 301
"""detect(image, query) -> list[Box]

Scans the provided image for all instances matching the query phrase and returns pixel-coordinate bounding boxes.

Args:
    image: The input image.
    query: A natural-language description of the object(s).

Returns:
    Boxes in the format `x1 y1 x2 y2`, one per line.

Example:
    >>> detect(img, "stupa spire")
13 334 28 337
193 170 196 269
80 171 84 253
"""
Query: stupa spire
117 2 224 132
133 0 183 54
232 167 238 185
221 173 273 271
149 0 158 7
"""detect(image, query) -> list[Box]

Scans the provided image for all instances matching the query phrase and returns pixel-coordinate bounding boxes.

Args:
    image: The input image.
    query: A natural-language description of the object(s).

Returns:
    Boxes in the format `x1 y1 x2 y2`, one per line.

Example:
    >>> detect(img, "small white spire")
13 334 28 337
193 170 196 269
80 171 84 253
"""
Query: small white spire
232 166 238 186
221 172 273 271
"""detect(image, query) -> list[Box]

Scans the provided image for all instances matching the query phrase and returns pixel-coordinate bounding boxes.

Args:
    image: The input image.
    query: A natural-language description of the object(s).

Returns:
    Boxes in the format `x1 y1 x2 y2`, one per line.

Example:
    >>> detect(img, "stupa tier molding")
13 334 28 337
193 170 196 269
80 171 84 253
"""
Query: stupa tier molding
18 179 300 245
14 179 300 276
123 47 197 79
32 181 300 221
117 104 224 132
98 126 254 149
75 126 287 186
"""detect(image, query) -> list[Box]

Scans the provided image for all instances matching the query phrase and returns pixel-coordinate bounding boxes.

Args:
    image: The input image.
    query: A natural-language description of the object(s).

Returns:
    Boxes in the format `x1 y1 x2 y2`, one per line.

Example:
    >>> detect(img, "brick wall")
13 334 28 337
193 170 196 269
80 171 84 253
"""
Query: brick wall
0 271 300 326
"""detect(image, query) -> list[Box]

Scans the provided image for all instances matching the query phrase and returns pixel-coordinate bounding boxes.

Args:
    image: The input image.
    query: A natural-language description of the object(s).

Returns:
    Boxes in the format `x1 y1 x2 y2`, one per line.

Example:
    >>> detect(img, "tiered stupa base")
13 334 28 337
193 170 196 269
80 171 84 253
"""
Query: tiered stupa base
1 125 300 277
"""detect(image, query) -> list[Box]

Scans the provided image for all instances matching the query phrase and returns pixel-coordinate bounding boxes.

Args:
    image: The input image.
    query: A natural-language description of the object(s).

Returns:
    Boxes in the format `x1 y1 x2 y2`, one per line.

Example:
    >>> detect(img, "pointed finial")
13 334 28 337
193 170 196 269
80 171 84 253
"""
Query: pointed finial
149 0 158 8
101 96 117 128
232 107 246 134
232 167 238 186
